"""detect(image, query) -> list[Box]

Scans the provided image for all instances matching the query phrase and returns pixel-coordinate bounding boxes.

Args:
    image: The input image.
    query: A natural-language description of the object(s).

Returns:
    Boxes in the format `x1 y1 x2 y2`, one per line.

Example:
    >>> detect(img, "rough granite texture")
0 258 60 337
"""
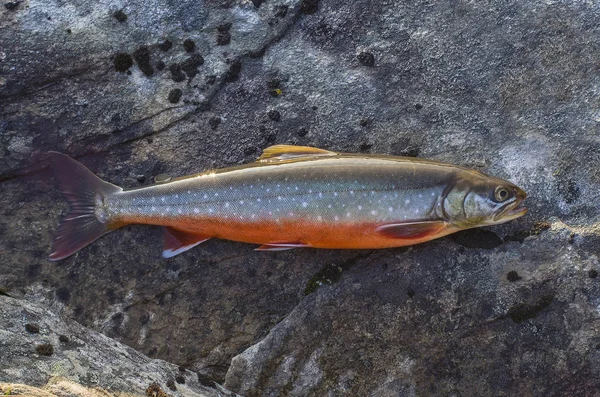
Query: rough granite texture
0 294 238 396
1 0 600 396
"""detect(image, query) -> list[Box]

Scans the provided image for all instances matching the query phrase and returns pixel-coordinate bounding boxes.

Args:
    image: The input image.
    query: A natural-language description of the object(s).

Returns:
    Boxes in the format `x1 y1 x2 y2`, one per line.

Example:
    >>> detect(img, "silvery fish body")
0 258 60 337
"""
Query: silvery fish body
49 145 527 260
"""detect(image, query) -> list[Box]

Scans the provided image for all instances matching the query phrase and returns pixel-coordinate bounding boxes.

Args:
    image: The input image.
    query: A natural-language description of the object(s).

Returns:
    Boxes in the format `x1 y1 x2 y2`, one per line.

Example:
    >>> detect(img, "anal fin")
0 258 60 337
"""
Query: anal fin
376 221 446 240
255 242 309 251
163 227 211 258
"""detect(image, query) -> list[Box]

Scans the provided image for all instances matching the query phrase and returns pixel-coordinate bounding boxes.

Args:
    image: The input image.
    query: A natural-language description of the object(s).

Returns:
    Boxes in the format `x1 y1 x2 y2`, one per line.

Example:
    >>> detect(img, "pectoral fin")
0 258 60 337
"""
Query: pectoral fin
163 227 211 258
376 221 447 240
255 242 309 251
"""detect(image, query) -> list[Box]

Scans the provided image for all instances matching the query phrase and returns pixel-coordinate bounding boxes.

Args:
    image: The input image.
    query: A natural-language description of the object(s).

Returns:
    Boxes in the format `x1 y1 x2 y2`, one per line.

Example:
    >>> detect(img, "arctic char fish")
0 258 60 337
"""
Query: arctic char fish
48 145 527 260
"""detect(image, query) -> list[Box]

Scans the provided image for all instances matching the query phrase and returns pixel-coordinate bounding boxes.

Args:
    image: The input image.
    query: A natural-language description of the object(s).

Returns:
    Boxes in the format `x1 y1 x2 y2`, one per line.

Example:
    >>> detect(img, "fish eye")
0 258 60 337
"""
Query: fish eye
494 186 511 202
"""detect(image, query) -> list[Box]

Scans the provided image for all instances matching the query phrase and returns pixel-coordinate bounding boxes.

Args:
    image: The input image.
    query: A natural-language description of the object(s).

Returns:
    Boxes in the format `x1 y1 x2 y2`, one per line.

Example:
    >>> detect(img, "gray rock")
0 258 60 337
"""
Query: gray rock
0 294 238 396
2 0 600 395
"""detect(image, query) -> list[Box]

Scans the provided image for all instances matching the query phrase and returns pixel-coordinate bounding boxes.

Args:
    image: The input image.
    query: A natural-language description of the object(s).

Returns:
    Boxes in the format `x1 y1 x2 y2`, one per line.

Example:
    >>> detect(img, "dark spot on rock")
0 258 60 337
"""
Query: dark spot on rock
175 375 185 384
146 382 167 397
139 313 150 325
407 288 415 298
450 229 503 249
27 263 41 278
5 1 20 11
300 0 319 14
589 269 598 279
251 0 262 7
181 53 204 78
244 147 257 156
114 53 133 72
136 175 146 184
266 78 280 89
66 28 72 34
59 335 69 343
217 23 232 46
56 287 70 302
557 179 580 204
166 379 176 391
217 31 231 46
269 89 282 97
205 75 216 85
155 60 165 71
126 70 132 75
73 305 84 317
267 110 281 121
168 89 182 104
133 46 154 76
25 323 40 333
209 116 221 130
415 103 423 110
305 264 343 295
359 143 372 152
274 5 288 18
36 343 54 356
224 60 242 82
197 373 215 387
357 52 375 66
507 271 522 282
159 40 172 52
265 131 277 143
359 118 369 127
169 64 186 82
507 295 553 323
183 39 196 52
113 10 127 22
297 127 308 137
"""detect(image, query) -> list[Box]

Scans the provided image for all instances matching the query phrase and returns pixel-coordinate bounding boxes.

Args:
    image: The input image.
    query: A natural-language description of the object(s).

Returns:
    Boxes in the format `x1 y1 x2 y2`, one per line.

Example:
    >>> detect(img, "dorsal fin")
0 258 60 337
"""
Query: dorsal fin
257 145 338 163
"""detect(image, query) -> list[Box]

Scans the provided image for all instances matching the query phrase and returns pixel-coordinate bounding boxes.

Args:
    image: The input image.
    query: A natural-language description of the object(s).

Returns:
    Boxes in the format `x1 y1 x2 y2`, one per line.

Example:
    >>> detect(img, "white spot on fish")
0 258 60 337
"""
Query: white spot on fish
328 204 332 208
178 209 182 214
187 190 191 194
358 205 362 210
257 198 261 202
166 207 171 212
203 194 208 199
335 216 339 221
194 208 199 213
225 202 230 208
319 192 323 198
251 214 256 219
431 191 436 196
302 202 308 208
350 190 354 195
295 186 299 191
239 200 244 205
161 197 166 202
371 210 377 215
419 194 422 198
175 194 179 198
317 216 323 221
151 206 156 211
209 208 214 213
215 193 219 197
405 199 411 205
389 207 393 212
278 196 282 200
334 192 338 197
346 212 351 217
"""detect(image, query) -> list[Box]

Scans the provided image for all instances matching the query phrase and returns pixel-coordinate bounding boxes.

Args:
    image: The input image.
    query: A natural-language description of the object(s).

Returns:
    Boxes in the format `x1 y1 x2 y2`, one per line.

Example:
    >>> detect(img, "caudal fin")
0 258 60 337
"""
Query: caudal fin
48 152 122 261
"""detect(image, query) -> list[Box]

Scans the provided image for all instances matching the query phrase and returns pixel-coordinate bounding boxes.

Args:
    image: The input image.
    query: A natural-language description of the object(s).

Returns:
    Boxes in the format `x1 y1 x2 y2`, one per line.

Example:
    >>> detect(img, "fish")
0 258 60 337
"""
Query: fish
48 145 527 260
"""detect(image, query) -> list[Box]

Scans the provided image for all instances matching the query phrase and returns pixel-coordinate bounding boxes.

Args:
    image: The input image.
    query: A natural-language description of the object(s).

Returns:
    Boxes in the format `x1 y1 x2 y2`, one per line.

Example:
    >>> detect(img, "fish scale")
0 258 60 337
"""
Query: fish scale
47 145 527 260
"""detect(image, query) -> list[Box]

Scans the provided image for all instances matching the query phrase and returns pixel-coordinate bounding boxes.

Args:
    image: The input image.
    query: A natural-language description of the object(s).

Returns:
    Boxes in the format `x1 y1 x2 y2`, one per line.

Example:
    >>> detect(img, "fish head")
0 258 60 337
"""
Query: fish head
442 172 527 228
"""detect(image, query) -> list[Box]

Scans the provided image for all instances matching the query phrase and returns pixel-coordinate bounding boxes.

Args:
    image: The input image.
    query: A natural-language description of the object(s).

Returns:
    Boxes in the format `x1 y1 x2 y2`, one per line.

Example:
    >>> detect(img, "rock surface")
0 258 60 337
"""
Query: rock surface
2 0 600 396
0 294 238 396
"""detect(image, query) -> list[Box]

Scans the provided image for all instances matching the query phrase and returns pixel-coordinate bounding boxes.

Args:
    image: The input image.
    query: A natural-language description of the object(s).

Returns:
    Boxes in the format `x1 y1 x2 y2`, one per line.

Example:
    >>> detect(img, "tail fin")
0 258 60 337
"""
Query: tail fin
48 152 122 261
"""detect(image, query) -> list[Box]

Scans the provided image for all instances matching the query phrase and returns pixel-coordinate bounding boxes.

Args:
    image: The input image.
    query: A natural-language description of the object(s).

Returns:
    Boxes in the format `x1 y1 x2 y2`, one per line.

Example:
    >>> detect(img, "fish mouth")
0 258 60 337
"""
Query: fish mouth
493 190 528 222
